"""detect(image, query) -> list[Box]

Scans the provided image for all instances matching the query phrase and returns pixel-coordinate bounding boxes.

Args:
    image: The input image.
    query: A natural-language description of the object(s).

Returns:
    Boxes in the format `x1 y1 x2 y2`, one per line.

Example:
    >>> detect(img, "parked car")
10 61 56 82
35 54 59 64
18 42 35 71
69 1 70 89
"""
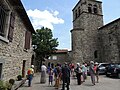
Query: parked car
106 63 120 78
98 63 110 75
87 63 109 75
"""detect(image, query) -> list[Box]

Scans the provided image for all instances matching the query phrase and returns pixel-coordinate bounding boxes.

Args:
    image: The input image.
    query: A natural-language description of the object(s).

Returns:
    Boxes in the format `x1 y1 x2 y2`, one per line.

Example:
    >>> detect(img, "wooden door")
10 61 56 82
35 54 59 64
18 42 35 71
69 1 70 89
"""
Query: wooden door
22 60 26 77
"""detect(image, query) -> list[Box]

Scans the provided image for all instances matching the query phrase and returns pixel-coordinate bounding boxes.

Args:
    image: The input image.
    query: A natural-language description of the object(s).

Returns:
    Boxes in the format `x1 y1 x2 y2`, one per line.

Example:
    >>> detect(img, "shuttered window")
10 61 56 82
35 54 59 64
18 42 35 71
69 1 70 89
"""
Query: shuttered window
24 30 31 49
0 6 8 37
8 12 15 42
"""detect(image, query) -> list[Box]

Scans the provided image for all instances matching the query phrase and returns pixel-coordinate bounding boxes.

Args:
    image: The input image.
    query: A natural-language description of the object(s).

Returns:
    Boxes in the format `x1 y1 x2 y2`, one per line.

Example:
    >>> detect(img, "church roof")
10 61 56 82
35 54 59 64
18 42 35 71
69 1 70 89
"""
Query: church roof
98 18 120 30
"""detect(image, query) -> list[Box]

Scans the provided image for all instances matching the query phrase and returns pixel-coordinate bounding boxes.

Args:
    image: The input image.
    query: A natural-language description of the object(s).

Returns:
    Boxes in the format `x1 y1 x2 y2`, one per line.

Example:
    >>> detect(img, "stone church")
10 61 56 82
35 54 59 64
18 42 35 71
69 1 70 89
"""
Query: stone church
71 0 120 64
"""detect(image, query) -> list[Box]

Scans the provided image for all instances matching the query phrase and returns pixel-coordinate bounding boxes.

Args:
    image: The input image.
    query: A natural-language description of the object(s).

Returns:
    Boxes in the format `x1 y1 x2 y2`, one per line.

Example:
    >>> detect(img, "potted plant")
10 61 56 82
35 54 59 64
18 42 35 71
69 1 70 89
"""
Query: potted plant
17 75 22 81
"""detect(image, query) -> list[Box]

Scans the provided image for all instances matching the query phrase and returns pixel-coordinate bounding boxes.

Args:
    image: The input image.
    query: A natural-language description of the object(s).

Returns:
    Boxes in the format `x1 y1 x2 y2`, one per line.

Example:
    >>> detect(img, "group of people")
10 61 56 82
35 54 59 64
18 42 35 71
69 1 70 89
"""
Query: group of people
74 62 87 85
27 61 100 89
40 63 70 90
74 61 99 86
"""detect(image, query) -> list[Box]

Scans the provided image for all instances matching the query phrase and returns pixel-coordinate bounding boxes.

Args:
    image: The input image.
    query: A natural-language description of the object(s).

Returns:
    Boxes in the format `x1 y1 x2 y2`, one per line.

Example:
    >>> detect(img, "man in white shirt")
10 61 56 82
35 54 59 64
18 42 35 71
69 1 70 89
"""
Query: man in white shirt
40 63 47 83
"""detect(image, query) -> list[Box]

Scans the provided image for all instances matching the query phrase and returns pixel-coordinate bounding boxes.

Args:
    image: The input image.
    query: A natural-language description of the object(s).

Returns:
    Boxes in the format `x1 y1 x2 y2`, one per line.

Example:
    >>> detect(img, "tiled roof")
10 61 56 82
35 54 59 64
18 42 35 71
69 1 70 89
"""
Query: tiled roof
54 49 68 53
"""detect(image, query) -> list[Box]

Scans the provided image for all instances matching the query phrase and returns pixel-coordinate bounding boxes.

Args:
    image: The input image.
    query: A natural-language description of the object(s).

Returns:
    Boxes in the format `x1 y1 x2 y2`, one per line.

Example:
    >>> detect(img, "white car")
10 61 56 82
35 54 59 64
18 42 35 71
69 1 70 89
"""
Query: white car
98 63 110 74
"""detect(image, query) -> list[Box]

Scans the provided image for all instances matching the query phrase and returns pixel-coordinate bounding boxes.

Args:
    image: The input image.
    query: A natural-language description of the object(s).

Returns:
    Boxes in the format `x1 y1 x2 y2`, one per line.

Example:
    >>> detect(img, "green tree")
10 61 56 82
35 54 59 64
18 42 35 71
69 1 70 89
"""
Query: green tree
32 27 59 70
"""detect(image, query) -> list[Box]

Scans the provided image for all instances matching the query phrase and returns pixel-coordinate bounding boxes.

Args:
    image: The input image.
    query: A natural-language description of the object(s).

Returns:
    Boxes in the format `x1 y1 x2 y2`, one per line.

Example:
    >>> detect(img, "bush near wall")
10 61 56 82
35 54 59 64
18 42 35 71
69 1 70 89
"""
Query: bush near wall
0 80 7 90
0 80 14 90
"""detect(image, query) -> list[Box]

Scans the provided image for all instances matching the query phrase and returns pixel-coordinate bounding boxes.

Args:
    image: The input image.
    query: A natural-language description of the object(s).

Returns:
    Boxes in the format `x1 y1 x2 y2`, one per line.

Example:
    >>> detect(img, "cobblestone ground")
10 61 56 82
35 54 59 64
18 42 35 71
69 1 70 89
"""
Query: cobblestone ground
18 73 120 90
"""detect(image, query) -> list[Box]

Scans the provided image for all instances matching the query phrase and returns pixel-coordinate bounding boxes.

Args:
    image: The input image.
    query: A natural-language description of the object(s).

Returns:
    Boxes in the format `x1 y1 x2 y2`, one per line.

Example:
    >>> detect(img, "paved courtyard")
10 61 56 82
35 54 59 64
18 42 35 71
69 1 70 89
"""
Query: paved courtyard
18 73 120 90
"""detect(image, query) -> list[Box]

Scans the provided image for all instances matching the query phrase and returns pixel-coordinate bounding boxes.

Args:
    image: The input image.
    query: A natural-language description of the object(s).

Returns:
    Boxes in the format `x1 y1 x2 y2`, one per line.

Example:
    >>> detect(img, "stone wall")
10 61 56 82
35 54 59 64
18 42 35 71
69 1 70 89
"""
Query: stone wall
45 53 69 67
99 19 120 63
0 1 32 80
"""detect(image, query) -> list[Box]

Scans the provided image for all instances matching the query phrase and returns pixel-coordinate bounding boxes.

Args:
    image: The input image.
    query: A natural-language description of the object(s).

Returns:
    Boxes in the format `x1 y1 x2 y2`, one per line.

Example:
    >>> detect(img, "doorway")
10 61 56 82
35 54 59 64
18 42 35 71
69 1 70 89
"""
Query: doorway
0 63 2 79
22 60 26 77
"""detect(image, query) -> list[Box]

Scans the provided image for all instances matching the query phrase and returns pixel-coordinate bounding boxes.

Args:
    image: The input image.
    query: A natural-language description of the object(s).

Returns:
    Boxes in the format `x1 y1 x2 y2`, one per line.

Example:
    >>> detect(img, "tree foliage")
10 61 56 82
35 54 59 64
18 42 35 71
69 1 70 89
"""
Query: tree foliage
32 27 59 59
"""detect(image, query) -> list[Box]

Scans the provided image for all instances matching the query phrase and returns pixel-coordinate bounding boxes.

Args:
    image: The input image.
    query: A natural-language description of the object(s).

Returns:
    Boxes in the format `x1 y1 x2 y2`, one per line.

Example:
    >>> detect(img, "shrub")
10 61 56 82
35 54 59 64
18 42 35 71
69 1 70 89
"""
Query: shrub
0 80 7 90
17 75 22 81
5 81 12 90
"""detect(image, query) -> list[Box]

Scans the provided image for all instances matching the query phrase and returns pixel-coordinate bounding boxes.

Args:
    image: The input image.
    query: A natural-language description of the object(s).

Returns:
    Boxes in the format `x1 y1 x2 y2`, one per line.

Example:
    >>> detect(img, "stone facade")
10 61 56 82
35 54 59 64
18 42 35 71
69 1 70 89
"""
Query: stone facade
71 0 103 63
98 18 120 63
71 0 120 63
45 49 70 66
0 0 35 80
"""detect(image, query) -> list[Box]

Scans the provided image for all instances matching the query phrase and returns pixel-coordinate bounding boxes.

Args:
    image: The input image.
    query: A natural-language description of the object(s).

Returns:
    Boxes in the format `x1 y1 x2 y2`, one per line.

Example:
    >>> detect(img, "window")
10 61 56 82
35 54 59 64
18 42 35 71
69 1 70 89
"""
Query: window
93 5 98 14
75 10 77 19
0 6 9 37
88 4 92 13
24 30 31 49
52 56 57 60
8 12 15 42
0 2 15 42
78 7 81 16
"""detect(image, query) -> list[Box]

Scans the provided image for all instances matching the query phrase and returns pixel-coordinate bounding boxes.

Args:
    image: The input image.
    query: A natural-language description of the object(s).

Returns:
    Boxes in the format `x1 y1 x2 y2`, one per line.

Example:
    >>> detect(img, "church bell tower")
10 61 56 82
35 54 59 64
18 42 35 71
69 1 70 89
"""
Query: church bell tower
71 0 103 63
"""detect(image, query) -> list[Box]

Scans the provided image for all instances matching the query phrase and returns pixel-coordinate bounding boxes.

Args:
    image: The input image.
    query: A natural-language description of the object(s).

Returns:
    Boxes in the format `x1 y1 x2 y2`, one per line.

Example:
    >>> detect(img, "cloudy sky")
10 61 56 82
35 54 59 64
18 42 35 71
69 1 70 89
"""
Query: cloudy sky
21 0 120 50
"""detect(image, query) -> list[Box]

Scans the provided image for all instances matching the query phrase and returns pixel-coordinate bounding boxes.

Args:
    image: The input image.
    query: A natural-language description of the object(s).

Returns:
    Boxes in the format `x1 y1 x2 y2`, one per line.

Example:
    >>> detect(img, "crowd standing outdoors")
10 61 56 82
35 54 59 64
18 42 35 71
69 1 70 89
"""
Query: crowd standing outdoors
27 61 100 89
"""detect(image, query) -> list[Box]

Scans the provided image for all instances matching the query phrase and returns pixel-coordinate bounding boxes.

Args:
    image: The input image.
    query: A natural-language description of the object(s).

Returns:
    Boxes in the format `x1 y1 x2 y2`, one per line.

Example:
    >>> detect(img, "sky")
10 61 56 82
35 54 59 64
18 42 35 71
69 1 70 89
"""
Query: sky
21 0 120 50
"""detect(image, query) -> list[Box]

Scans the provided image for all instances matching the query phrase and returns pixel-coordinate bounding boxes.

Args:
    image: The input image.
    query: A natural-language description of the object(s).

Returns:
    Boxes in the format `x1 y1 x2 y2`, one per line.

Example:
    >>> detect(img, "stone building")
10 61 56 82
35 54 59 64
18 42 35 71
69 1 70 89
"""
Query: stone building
45 49 71 66
0 0 35 80
71 0 103 63
71 0 120 63
98 18 120 63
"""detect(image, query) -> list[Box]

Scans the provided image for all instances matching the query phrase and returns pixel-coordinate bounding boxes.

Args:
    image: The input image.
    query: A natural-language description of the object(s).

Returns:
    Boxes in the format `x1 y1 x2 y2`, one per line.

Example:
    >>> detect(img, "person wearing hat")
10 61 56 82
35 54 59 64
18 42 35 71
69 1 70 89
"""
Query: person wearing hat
94 62 99 83
27 65 34 87
75 63 82 85
89 61 95 85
